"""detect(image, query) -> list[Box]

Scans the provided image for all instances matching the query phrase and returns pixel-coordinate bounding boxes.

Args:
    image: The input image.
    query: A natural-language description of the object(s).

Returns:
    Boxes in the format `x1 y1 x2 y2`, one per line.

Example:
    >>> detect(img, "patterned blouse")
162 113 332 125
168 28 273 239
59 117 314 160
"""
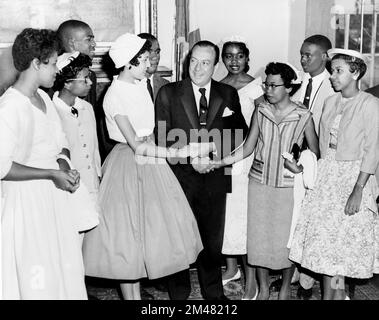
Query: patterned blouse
249 102 312 188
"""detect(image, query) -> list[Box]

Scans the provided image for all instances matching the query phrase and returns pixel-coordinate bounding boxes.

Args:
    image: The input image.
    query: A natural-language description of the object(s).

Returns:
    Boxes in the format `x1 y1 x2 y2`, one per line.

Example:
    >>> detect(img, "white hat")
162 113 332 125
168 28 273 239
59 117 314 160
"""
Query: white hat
222 35 248 45
109 33 147 69
327 48 367 64
57 51 80 72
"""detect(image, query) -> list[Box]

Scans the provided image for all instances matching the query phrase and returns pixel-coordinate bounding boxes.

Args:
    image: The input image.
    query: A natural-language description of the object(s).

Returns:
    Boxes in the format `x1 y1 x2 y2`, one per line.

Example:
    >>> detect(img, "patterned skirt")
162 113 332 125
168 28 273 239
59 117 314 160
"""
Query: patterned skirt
289 148 379 278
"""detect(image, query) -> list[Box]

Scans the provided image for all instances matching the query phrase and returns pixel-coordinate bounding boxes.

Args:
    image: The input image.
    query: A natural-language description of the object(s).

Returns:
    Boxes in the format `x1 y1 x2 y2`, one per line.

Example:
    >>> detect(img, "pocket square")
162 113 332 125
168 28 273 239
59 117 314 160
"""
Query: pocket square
222 107 234 117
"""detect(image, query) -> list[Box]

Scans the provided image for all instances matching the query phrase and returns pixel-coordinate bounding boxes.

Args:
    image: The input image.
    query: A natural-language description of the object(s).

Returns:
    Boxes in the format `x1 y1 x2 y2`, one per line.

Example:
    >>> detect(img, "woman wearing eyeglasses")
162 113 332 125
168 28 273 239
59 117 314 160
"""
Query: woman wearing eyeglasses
212 62 319 299
52 52 101 211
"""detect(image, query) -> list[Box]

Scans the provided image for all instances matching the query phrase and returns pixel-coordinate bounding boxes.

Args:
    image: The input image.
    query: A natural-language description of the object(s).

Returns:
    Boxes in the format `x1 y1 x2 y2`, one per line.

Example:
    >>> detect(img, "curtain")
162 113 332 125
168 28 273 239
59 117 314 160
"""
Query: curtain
174 0 201 80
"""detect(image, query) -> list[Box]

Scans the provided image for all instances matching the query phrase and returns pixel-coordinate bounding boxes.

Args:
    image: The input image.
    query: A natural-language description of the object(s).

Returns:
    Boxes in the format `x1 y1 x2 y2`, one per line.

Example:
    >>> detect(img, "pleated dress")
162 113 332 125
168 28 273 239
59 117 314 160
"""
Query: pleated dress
83 78 203 280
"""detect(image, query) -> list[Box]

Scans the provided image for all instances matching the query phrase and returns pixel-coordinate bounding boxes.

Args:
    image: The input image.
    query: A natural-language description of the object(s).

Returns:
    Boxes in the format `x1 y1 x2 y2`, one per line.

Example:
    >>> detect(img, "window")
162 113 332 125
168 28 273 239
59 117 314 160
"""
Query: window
333 0 379 89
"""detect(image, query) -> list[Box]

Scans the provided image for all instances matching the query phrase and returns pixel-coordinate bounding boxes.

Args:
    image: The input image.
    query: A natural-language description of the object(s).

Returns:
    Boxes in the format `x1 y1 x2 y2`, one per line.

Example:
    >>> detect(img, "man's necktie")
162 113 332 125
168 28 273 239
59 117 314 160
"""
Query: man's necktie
199 88 208 127
303 78 313 109
146 78 154 102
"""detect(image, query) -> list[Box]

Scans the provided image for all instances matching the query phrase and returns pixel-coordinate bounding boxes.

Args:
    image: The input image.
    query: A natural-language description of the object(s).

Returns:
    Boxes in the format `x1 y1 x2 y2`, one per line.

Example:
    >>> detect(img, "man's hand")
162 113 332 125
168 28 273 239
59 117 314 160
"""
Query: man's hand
192 157 215 174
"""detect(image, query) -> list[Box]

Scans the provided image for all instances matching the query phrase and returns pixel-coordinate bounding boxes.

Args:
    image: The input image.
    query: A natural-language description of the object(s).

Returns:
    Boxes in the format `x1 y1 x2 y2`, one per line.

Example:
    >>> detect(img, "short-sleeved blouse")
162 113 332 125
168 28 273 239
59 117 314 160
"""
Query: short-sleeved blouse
249 102 312 188
103 78 155 143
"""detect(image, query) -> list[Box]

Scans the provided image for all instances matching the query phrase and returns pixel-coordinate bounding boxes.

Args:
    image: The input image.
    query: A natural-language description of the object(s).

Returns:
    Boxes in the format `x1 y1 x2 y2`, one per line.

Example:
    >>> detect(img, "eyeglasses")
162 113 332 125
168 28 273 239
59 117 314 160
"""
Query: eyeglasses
262 83 286 90
67 77 91 84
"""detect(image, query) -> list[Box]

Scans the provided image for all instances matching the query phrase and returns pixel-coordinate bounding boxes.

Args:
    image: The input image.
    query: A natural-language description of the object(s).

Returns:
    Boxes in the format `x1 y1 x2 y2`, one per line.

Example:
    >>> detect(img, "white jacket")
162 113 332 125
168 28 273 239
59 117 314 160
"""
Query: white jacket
287 150 318 248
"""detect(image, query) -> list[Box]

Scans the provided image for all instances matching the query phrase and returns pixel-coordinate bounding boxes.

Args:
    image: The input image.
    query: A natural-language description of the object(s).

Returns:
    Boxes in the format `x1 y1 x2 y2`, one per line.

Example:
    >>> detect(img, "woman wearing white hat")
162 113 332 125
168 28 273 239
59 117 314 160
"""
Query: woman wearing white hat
82 33 206 300
289 48 379 300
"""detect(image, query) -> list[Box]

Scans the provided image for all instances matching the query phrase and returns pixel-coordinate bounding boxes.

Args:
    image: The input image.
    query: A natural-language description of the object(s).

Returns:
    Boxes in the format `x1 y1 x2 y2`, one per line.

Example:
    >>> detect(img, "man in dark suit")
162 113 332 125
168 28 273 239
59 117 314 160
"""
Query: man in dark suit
155 40 248 300
138 33 170 101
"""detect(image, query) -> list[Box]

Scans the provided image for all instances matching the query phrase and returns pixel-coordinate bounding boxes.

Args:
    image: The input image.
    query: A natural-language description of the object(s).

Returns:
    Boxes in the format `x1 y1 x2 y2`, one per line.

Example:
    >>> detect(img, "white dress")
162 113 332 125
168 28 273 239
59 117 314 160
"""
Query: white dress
0 88 88 299
222 78 263 255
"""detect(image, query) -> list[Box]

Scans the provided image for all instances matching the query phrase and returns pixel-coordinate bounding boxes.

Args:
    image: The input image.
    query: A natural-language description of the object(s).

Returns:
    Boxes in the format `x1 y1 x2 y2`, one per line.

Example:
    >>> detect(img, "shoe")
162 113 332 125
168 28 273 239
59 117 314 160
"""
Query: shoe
141 288 155 300
270 278 282 292
345 295 350 300
242 289 258 300
153 283 168 292
297 286 313 300
222 269 241 286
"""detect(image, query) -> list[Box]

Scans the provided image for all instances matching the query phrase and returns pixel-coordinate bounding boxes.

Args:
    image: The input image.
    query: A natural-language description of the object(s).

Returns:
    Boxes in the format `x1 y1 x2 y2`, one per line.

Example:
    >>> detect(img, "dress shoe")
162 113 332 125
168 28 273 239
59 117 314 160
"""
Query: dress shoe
153 282 168 292
297 286 313 300
241 289 258 300
270 278 282 292
222 269 241 286
141 288 155 300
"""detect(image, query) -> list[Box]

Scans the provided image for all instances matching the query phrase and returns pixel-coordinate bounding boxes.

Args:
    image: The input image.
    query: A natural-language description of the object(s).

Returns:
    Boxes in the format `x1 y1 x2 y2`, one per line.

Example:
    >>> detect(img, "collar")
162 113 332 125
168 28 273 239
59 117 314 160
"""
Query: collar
303 69 330 83
191 80 211 95
53 92 84 115
258 101 304 124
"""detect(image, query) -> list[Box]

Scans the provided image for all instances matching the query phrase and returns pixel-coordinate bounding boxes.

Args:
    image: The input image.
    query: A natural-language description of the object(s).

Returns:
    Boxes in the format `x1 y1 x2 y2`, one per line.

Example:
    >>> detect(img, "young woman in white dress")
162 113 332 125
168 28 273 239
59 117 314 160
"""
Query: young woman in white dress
219 38 264 299
0 28 92 299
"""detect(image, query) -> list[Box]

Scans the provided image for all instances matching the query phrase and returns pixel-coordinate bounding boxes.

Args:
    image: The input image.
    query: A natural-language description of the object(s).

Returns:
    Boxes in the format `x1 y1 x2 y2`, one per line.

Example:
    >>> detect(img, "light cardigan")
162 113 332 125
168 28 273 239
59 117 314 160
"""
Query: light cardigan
319 91 379 174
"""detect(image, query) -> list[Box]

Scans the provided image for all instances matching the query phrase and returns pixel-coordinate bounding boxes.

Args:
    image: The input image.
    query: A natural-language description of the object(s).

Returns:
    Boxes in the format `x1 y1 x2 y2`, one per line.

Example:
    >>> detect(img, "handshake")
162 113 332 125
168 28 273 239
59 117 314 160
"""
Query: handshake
167 142 223 173
188 142 221 174
192 156 220 174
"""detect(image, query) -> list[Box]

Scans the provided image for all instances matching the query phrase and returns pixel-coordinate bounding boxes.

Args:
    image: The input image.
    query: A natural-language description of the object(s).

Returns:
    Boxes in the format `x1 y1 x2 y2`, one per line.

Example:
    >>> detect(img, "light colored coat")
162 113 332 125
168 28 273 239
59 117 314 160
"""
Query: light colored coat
319 91 379 174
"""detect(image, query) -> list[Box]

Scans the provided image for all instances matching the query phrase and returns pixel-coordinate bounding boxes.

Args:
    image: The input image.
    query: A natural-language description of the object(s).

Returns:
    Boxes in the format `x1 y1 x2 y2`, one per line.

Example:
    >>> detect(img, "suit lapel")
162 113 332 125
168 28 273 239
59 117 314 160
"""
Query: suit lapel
206 80 223 129
180 78 201 129
153 74 160 98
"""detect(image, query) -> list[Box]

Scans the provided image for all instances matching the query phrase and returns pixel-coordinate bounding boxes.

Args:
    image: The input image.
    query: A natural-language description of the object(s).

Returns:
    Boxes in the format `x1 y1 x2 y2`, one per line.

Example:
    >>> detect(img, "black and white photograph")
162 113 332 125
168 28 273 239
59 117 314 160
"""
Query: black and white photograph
0 0 379 308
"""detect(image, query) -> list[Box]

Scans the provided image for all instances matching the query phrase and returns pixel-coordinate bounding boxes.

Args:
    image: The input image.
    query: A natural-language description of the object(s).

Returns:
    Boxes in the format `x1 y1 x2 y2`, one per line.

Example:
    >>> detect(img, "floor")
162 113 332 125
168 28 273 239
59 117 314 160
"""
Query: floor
86 268 379 300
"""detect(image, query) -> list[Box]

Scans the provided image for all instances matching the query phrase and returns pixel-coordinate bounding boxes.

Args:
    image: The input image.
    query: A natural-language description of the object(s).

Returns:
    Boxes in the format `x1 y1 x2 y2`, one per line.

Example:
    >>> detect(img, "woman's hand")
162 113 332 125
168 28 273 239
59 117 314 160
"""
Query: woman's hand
50 169 80 193
345 185 363 216
189 142 216 158
175 143 216 159
284 158 303 174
